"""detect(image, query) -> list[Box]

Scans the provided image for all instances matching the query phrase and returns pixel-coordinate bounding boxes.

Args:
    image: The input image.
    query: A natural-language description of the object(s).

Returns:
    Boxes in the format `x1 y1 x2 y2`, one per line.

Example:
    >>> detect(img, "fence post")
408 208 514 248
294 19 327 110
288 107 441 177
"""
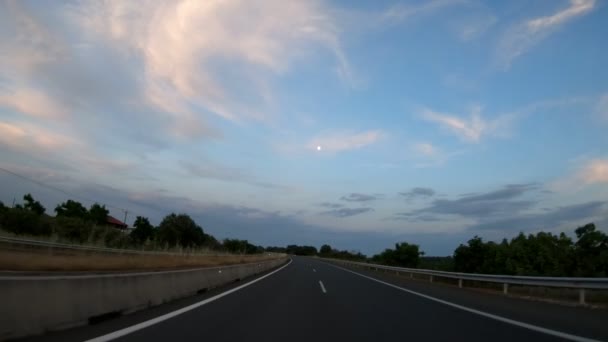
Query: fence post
458 278 463 288
579 289 586 305
503 283 509 295
430 275 434 283
410 273 413 279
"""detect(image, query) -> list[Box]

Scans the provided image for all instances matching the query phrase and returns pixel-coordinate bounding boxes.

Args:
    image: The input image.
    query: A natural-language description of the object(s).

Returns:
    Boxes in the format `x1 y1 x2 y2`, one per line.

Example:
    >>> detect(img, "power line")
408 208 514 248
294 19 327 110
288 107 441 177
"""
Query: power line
0 166 133 217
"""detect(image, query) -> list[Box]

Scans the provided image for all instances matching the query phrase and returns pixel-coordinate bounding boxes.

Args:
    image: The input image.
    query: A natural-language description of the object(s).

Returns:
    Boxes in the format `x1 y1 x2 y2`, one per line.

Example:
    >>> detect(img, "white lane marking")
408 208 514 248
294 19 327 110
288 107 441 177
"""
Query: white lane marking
327 263 601 342
319 280 327 294
85 259 292 342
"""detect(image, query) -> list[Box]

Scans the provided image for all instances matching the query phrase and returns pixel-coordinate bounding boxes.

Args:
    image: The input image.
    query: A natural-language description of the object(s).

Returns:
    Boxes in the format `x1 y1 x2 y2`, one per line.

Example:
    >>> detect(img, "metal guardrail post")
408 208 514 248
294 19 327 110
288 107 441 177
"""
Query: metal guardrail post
579 289 586 305
503 283 508 295
458 279 463 288
430 275 434 283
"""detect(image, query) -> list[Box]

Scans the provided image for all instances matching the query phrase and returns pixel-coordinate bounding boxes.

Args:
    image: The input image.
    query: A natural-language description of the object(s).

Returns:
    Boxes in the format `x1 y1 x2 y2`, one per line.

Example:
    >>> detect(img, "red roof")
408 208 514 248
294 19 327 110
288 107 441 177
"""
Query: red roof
106 215 127 228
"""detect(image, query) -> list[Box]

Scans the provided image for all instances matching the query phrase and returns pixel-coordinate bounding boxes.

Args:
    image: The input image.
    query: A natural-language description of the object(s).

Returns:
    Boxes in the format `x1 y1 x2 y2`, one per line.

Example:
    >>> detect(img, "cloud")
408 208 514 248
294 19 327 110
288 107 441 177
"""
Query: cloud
321 207 374 218
180 160 287 190
0 88 67 119
470 201 607 232
578 159 608 184
553 159 608 192
496 0 596 68
457 14 497 41
412 143 437 157
0 0 353 147
420 105 513 143
307 130 384 153
596 94 608 120
382 0 467 22
319 202 344 209
340 193 377 202
400 187 436 200
404 183 540 219
73 0 354 124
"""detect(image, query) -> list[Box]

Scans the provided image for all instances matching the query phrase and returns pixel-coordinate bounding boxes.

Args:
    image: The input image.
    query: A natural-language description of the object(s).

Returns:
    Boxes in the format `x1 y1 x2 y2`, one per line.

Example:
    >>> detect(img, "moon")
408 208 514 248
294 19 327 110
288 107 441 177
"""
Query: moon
317 146 322 151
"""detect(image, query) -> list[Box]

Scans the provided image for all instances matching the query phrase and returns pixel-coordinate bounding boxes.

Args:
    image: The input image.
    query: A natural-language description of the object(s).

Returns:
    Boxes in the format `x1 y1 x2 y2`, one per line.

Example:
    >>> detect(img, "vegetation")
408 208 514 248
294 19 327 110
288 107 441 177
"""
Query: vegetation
371 242 423 268
453 224 608 277
2 193 607 277
0 193 251 253
319 244 366 261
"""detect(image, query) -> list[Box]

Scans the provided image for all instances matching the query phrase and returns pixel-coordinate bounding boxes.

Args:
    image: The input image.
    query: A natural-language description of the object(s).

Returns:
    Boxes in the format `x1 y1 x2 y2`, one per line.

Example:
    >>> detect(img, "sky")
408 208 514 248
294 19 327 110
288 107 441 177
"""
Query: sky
1 0 607 256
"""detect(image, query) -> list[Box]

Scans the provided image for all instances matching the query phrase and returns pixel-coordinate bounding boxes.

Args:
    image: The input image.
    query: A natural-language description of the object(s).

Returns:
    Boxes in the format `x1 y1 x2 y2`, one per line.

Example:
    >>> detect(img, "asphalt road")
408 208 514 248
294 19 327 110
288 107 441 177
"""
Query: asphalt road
22 256 608 342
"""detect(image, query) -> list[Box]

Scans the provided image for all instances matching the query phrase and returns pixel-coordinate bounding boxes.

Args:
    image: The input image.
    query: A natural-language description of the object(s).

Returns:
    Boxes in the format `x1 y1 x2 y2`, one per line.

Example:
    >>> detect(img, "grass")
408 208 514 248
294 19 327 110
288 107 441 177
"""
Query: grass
0 245 285 272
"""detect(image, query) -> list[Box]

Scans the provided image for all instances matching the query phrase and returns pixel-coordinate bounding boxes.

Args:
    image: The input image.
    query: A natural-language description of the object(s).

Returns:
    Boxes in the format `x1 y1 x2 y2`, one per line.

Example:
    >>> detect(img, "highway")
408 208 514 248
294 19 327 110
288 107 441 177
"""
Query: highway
22 256 608 342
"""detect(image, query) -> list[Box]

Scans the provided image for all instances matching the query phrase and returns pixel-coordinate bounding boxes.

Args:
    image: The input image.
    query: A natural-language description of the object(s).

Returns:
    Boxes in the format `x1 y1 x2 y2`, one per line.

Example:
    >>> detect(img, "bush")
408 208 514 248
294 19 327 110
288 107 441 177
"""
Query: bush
0 208 52 236
54 217 93 243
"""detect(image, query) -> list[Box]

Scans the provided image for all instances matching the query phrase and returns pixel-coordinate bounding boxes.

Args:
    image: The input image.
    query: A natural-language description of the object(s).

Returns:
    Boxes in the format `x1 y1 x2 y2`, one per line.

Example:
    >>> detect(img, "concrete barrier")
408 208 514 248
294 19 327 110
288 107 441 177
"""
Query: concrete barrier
0 258 288 340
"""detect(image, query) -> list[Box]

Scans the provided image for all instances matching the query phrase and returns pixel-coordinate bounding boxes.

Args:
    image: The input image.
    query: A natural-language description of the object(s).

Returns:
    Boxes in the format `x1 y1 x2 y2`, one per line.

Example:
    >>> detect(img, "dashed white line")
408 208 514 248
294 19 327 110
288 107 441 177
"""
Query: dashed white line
319 280 327 294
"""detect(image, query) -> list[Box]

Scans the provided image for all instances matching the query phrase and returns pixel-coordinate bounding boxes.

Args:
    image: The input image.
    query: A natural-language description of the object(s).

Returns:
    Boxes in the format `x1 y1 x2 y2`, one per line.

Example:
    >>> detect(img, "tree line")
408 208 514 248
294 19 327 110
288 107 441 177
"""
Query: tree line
2 193 607 276
0 194 260 254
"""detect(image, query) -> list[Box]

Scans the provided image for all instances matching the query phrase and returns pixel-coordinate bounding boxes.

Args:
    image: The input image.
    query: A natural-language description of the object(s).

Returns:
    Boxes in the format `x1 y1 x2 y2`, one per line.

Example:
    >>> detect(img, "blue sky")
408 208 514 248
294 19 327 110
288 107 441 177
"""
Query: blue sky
1 0 607 255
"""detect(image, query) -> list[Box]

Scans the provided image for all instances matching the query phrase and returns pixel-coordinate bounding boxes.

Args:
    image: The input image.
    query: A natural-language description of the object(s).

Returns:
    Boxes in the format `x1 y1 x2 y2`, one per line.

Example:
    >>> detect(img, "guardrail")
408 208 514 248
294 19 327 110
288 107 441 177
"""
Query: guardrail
327 259 608 305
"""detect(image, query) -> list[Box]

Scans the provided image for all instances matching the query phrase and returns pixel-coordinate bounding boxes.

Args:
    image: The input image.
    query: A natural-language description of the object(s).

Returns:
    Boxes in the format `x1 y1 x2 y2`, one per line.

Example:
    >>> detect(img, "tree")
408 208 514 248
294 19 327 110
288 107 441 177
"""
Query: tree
373 242 423 268
156 213 214 248
320 244 333 256
574 223 608 276
223 239 260 254
130 216 155 245
23 193 45 215
55 200 88 219
88 203 109 225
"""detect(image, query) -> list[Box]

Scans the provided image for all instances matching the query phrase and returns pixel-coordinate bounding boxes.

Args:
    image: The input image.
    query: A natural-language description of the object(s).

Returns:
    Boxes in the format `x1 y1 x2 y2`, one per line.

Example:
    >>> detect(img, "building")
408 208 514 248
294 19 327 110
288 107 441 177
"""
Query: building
106 215 128 229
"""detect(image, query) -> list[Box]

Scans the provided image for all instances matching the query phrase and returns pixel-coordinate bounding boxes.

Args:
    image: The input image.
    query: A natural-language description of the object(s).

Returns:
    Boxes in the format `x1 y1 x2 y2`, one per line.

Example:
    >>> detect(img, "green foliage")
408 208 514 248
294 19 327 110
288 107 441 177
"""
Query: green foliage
372 242 423 267
265 246 287 253
419 256 454 271
156 213 215 248
452 224 608 277
88 203 109 225
55 200 88 219
0 207 52 236
54 216 93 243
130 216 155 244
318 243 366 261
286 245 318 255
223 239 263 254
320 244 332 256
23 193 45 215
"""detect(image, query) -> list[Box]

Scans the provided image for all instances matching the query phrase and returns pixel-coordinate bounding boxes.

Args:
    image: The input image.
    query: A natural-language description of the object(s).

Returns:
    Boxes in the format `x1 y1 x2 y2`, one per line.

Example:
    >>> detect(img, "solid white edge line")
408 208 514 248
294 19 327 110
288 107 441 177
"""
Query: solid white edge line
84 259 292 342
319 280 327 293
326 263 601 342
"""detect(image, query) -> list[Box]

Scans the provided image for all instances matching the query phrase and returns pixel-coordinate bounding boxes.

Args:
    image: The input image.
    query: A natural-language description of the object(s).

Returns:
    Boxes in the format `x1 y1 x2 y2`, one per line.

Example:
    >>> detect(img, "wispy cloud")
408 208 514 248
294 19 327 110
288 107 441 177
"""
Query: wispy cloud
596 94 608 120
307 130 384 153
340 193 377 202
400 183 541 219
382 0 467 22
458 14 497 41
496 0 596 68
180 160 287 190
399 187 436 201
321 207 374 218
420 105 513 143
319 202 344 209
553 159 608 191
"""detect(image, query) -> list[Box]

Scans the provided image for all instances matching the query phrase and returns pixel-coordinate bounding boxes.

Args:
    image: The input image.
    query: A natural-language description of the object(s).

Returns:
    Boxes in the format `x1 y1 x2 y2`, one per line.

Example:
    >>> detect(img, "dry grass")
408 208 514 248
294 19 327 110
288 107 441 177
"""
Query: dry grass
0 247 285 272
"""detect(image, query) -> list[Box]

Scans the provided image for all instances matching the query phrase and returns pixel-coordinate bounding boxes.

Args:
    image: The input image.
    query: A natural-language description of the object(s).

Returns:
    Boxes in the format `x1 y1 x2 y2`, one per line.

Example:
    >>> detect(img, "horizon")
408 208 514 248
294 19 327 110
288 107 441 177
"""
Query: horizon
1 0 607 256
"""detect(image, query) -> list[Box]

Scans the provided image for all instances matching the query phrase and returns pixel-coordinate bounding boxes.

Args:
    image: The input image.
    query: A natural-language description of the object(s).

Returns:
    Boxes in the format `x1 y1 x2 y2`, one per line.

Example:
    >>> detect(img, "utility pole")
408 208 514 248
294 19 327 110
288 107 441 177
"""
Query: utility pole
123 210 129 227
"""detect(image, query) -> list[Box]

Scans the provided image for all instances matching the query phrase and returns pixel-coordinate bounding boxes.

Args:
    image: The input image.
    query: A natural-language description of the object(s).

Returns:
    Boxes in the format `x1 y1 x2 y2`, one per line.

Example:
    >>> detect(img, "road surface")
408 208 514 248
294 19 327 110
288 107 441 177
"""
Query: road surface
22 256 608 342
